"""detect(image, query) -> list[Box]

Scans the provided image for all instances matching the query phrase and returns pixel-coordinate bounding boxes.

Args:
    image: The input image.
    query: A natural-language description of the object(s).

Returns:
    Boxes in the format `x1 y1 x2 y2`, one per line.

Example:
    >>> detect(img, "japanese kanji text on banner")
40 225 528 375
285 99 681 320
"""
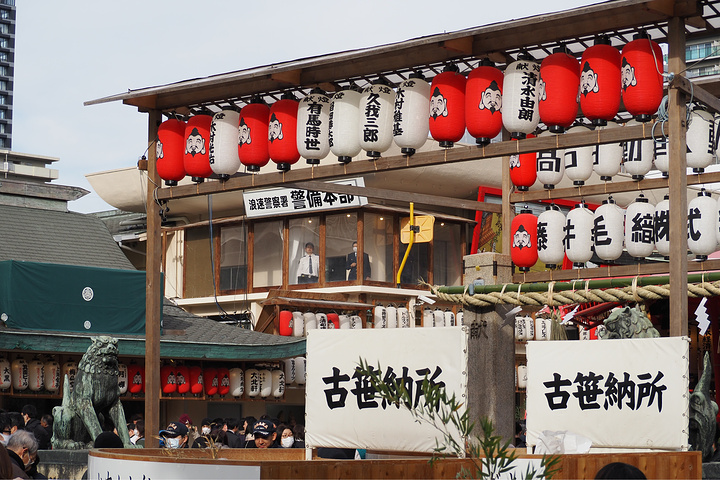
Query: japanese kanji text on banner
305 327 468 453
526 337 689 451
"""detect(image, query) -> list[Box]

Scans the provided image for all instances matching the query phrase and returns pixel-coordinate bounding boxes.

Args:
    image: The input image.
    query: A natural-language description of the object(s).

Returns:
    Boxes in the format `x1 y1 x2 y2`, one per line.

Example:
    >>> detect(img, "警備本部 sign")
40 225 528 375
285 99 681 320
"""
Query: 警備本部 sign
526 336 689 451
305 327 468 453
243 177 367 218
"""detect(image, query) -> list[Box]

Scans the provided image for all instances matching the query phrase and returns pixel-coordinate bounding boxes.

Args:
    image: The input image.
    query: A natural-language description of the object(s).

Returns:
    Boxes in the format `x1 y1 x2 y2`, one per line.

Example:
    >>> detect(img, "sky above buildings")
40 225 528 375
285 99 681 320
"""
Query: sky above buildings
12 0 598 213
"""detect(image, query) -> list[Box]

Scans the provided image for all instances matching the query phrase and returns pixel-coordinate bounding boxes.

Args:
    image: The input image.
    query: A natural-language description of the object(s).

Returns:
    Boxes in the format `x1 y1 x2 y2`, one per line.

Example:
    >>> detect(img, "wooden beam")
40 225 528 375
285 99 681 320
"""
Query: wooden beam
502 130 513 257
440 37 474 55
270 69 302 85
671 74 720 114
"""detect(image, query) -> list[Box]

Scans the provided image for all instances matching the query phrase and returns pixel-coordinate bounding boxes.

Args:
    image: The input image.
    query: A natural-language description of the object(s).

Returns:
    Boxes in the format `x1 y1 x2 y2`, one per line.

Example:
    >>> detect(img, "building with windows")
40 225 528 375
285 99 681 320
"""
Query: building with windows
0 0 14 149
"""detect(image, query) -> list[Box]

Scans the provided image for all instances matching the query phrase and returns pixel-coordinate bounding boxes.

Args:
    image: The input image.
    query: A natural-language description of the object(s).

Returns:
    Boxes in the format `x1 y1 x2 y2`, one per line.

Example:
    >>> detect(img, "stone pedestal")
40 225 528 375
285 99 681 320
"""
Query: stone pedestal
463 252 515 445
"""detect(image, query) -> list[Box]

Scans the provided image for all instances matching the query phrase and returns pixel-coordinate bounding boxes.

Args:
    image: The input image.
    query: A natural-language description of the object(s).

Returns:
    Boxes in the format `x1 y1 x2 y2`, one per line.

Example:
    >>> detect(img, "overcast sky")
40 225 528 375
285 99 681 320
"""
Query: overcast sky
12 0 598 213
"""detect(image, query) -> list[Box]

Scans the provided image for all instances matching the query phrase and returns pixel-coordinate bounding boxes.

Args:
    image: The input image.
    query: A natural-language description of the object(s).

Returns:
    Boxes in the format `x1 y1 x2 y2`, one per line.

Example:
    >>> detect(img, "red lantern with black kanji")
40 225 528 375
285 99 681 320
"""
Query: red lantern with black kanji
183 113 213 183
238 98 270 172
189 366 204 395
128 364 145 394
510 208 538 272
217 368 230 396
429 64 466 148
279 310 293 336
327 313 340 329
621 32 663 122
204 367 219 396
539 47 580 133
579 35 621 126
161 364 177 395
466 59 503 145
509 135 536 191
268 93 301 171
176 365 190 394
156 117 186 186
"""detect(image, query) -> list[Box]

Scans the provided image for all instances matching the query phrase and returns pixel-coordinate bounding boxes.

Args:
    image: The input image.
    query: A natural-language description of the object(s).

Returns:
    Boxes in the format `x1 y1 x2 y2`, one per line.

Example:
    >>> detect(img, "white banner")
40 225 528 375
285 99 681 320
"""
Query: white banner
306 327 468 453
244 177 367 218
88 453 260 480
526 337 689 450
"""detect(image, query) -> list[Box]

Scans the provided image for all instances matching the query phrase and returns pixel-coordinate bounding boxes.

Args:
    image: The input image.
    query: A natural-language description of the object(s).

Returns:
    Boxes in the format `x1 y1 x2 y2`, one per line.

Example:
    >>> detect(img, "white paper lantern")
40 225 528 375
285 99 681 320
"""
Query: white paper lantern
292 311 304 337
259 369 273 397
44 359 60 393
423 308 434 328
565 203 595 267
579 326 592 341
385 305 398 328
316 312 328 330
271 370 285 398
517 365 528 389
515 316 527 341
209 109 241 179
689 189 718 260
537 204 565 268
11 358 28 391
28 359 44 392
359 82 395 158
329 89 362 163
524 316 535 340
295 357 306 385
654 139 669 176
398 306 411 328
62 361 78 391
349 314 363 329
339 314 351 329
303 312 317 333
444 309 456 327
564 125 594 186
592 121 623 180
373 305 386 328
536 130 565 189
593 196 625 261
393 74 431 155
625 194 656 258
623 119 654 180
116 363 128 395
456 309 463 326
229 368 244 397
433 308 445 328
0 357 10 390
297 89 331 164
283 359 296 385
502 53 541 139
655 194 671 258
688 109 715 173
245 368 260 397
535 317 551 340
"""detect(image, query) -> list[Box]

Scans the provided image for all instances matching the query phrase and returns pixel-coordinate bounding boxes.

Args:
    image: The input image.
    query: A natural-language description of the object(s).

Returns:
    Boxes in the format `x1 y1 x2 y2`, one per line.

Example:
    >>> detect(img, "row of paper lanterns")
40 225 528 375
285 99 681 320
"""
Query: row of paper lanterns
511 189 720 271
156 33 663 184
0 357 66 392
279 311 365 336
421 307 463 327
514 316 605 341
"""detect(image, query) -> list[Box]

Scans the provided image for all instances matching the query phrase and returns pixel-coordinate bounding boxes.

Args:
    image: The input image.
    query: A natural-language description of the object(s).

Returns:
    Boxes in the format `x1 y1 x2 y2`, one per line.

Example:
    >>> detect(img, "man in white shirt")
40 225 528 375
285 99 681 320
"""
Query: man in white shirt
297 242 319 283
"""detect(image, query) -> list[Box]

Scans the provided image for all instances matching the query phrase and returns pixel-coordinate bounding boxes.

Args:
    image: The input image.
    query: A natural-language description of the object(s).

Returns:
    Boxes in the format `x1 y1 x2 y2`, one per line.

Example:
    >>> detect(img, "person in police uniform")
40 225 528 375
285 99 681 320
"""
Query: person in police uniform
297 242 319 283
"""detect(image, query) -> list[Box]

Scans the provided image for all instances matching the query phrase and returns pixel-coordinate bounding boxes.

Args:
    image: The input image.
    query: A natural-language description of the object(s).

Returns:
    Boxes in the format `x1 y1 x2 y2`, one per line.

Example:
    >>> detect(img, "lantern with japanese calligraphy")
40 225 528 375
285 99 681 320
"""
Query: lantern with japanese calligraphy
176 365 190 394
579 326 592 341
621 32 664 122
625 194 656 258
218 368 230 396
0 357 9 390
350 314 363 329
359 81 395 158
189 366 203 395
517 365 528 389
524 316 535 340
204 367 219 396
272 370 285 398
539 46 580 133
687 108 715 173
393 72 431 155
11 358 27 391
537 204 565 269
444 309 456 327
297 88 330 165
564 125 594 185
565 203 594 267
209 109 241 180
398 306 410 328
161 364 177 395
128 364 145 394
44 359 60 393
268 93 300 171
593 121 623 180
279 310 293 336
329 88 362 163
259 369 272 398
434 308 445 328
386 305 398 328
292 311 304 337
579 35 621 126
536 130 565 189
654 194 671 258
283 358 296 385
466 60 503 145
515 317 527 340
117 363 128 395
238 97 270 172
654 139 669 176
511 207 538 272
339 314 351 329
183 113 213 183
295 357 307 385
429 64 466 148
457 309 463 325
303 312 317 333
509 135 536 191
593 196 625 262
28 358 43 392
423 308 434 328
316 312 329 330
156 117 186 186
327 312 340 329
245 368 260 397
62 361 77 391
535 317 552 340
373 304 387 328
229 368 244 397
688 189 718 261
502 52 541 139
623 119 654 180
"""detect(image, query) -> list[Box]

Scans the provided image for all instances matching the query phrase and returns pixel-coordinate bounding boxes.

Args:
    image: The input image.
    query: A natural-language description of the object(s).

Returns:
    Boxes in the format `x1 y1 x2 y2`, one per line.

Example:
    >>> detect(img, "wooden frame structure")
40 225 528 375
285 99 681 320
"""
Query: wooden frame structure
87 0 720 447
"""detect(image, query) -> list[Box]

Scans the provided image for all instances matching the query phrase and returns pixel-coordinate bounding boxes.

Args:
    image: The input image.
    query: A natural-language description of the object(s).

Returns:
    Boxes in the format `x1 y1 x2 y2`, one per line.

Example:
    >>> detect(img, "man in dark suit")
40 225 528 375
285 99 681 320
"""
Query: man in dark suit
346 241 371 280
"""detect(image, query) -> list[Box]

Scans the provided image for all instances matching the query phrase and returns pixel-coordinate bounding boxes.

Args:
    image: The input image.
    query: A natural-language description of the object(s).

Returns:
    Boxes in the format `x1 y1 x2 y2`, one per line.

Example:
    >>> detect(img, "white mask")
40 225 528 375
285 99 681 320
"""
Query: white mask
130 433 139 444
201 426 211 435
281 436 295 448
166 437 181 449
353 246 357 253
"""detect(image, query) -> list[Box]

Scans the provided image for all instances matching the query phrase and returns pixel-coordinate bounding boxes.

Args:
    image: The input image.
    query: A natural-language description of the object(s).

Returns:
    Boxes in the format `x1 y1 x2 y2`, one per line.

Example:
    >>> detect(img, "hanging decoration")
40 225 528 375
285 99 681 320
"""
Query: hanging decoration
204 367 219 396
654 194 671 258
687 108 715 173
625 194 656 258
564 125 594 185
359 80 395 158
259 369 272 398
238 97 271 172
339 314 351 329
466 59 503 145
229 368 244 397
316 312 329 330
565 202 594 267
393 72 431 155
593 121 623 181
28 358 44 392
502 52 541 139
62 361 78 391
429 63 466 148
284 358 296 385
161 364 177 394
539 46 581 133
175 365 190 395
329 88 362 163
245 368 260 397
44 358 60 393
209 108 242 180
593 196 625 262
156 117 187 186
189 366 204 395
509 135 537 191
386 305 398 328
423 308 434 328
297 88 331 165
303 312 318 333
183 113 214 183
268 93 301 171
623 119 654 180
536 130 565 189
349 314 363 329
327 312 340 329
398 306 410 328
511 207 538 272
537 204 565 269
117 363 128 395
433 307 445 327
374 304 387 328
621 32 664 122
444 309 456 327
295 357 307 385
279 310 293 336
218 368 230 396
11 358 28 391
292 311 304 337
0 357 9 390
272 370 285 398
579 35 621 126
128 364 145 394
688 189 718 261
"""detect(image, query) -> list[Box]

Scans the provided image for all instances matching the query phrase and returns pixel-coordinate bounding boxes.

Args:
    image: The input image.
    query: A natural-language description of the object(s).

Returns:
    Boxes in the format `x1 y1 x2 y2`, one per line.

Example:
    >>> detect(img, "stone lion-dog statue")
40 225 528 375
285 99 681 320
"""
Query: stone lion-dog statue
52 336 137 449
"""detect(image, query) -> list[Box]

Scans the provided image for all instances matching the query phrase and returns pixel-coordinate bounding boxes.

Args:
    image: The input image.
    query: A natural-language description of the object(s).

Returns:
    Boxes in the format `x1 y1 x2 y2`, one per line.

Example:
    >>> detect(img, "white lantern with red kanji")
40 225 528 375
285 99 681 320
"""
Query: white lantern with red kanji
272 370 285 398
359 82 395 158
11 358 28 391
229 368 244 397
655 194 671 258
44 359 60 393
28 358 44 392
593 121 623 181
245 368 260 397
625 194 656 258
536 130 565 190
0 357 10 390
329 88 362 164
565 203 595 267
687 109 715 173
502 52 541 139
393 73 431 155
209 109 241 180
564 125 594 186
537 204 565 269
593 197 625 262
688 189 718 260
297 88 331 165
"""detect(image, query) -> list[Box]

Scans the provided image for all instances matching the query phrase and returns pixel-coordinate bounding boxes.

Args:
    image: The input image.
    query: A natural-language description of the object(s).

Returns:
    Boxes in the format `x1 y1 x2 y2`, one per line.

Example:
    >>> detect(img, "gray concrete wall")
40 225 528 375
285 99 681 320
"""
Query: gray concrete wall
36 449 88 480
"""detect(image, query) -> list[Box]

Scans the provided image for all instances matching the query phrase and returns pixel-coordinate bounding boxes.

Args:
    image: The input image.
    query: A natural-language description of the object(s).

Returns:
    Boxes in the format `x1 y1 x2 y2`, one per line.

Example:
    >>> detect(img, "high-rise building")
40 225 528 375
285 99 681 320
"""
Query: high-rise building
0 0 14 150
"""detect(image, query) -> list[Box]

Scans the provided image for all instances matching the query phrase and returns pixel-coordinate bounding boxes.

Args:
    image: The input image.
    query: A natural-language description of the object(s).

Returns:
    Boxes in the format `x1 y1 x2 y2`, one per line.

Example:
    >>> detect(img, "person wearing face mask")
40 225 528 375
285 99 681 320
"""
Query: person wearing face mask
346 241 371 281
278 424 305 449
160 421 189 449
132 421 145 447
6 430 37 479
191 418 214 448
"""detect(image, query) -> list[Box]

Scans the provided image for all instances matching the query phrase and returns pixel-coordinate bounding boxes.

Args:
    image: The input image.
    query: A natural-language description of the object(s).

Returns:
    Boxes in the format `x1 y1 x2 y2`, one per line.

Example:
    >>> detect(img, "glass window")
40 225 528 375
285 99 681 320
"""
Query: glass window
184 226 215 298
433 223 463 286
220 224 247 292
289 216 319 285
325 212 358 282
399 243 429 285
364 212 394 283
253 220 283 288
0 10 9 19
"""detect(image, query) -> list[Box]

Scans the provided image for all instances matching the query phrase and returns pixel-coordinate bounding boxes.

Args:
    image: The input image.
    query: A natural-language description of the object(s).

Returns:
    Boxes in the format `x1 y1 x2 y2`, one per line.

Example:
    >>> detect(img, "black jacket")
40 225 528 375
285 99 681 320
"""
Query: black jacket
25 418 51 450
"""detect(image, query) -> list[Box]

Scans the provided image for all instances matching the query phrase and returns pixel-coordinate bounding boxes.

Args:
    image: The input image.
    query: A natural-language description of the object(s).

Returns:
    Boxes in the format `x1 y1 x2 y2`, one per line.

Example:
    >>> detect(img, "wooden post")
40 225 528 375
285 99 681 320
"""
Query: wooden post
502 131 513 256
144 109 162 447
668 16 688 337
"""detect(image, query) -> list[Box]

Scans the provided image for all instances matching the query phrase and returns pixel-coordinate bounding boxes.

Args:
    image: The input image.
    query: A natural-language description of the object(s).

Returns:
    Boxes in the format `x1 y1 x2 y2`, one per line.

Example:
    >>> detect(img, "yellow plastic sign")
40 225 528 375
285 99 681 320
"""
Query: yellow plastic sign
400 215 435 244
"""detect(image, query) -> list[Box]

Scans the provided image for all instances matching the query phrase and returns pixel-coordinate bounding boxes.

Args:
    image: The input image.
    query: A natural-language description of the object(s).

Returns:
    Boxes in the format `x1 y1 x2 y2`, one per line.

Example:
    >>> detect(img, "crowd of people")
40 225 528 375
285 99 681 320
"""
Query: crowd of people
0 405 52 479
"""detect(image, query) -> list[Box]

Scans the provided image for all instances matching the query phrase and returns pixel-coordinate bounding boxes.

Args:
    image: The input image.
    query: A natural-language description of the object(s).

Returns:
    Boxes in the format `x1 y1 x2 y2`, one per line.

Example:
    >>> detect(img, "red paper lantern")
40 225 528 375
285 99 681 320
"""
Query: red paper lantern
621 32 664 122
183 114 213 182
238 98 270 172
579 35 621 126
511 208 538 272
429 64 466 148
217 367 230 396
268 93 301 171
279 310 293 336
175 365 190 394
509 135 536 191
466 59 503 145
327 313 340 329
204 367 219 396
128 364 145 394
539 47 580 133
156 118 186 186
161 364 177 394
189 366 204 395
